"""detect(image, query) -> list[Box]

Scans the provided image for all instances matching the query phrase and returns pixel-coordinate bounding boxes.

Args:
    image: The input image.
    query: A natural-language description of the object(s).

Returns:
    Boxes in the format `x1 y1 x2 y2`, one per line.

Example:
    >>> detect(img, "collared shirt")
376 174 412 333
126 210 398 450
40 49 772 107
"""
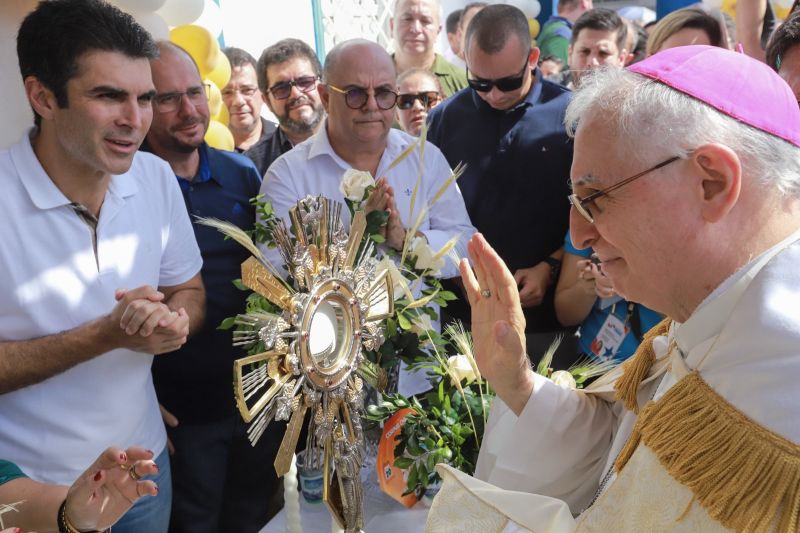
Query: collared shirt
427 69 573 331
235 116 278 154
431 53 468 98
244 126 293 178
150 143 263 423
261 123 475 279
0 132 202 485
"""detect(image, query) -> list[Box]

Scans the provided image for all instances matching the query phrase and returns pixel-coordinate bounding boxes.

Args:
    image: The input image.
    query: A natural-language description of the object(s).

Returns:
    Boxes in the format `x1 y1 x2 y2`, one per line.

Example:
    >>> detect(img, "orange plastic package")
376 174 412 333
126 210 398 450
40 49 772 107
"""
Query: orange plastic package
376 407 419 508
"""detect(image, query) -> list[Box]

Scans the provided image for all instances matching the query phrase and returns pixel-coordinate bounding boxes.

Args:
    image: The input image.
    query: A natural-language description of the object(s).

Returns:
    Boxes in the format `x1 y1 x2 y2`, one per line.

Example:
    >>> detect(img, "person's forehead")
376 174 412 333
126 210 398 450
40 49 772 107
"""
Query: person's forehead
574 28 620 49
336 48 396 86
229 64 258 85
571 115 624 186
467 34 527 77
268 56 316 81
399 73 438 92
152 48 202 89
72 49 154 92
397 0 439 18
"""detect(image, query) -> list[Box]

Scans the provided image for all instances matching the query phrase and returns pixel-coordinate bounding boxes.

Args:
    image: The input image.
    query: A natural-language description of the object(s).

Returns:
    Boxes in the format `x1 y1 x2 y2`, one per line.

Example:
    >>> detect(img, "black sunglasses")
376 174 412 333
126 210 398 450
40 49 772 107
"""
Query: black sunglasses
268 76 319 100
397 91 441 110
466 61 529 93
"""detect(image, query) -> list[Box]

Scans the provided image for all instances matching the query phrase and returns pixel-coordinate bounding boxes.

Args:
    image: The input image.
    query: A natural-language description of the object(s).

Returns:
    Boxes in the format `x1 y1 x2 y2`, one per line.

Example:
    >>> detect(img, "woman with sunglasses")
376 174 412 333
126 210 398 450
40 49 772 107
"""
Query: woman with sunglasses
395 68 443 136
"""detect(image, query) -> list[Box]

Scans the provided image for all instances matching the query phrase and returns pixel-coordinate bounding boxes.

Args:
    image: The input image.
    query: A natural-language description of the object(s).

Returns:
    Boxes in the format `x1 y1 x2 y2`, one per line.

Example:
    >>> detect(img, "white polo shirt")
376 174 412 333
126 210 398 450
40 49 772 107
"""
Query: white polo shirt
0 132 202 485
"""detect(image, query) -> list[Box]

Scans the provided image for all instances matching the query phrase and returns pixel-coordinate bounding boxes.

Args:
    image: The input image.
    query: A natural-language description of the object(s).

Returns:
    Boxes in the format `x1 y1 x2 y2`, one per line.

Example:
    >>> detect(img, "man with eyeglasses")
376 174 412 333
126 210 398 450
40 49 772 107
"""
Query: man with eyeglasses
427 4 576 366
245 38 325 178
143 42 281 532
261 37 473 280
390 0 467 98
221 47 277 152
428 45 800 530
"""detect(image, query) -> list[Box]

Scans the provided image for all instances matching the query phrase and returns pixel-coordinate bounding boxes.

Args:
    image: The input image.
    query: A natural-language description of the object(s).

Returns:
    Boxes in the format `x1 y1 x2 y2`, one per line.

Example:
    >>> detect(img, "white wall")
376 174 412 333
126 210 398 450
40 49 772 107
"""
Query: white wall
0 1 38 149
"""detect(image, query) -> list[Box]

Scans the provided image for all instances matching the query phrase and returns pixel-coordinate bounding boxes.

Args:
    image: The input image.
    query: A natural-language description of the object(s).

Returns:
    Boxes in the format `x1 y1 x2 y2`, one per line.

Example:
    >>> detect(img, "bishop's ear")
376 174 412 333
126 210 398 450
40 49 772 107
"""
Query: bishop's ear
691 143 742 223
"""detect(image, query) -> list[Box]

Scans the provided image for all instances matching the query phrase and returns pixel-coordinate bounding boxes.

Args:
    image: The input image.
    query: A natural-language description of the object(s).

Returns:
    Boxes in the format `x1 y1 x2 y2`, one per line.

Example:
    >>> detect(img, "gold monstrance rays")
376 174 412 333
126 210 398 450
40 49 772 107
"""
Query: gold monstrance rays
207 196 391 532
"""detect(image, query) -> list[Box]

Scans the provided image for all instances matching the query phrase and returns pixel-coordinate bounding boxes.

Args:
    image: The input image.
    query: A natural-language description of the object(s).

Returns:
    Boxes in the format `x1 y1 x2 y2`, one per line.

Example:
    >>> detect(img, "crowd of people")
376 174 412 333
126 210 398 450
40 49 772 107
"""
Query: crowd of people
1 0 800 531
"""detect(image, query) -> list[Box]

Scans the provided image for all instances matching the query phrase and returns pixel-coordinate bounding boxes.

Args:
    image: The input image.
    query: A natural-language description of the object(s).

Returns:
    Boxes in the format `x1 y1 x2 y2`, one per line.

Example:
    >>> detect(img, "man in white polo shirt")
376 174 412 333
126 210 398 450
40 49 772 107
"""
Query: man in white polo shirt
0 1 205 531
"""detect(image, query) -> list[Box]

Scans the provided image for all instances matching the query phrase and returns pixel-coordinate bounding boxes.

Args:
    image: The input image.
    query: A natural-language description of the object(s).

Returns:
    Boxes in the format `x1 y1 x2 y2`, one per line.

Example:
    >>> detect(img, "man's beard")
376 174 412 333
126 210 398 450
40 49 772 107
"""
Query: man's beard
278 95 324 136
167 117 207 153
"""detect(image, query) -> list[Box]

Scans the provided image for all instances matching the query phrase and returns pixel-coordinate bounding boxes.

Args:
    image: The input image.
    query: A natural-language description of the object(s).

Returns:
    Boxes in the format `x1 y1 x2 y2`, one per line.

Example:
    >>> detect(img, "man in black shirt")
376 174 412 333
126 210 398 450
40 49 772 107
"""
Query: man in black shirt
428 4 576 364
245 39 325 177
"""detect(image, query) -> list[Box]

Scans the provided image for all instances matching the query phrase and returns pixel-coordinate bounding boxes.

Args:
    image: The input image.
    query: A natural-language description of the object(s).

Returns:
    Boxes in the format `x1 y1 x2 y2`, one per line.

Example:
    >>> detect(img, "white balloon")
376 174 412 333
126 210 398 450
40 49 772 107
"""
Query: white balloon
193 0 223 38
702 0 724 9
156 0 205 27
109 0 167 13
136 12 170 40
500 0 540 19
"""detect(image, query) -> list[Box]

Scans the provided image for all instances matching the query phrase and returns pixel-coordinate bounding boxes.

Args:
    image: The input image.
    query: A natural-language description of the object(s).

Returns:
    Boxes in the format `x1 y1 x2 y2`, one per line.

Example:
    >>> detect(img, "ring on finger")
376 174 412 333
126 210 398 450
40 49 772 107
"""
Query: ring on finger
128 463 143 481
480 288 492 298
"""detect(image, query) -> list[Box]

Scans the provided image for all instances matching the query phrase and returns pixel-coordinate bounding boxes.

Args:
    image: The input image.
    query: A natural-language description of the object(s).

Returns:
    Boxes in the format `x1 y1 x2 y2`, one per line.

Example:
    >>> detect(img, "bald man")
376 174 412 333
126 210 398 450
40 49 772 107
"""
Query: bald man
260 40 474 393
391 0 467 97
142 42 280 532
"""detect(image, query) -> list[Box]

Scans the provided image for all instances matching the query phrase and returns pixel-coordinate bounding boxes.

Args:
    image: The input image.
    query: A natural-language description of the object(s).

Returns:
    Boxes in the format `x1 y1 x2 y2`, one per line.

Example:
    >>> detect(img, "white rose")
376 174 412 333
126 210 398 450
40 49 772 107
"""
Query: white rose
447 354 477 385
376 256 411 301
551 370 577 389
409 236 445 275
339 169 375 202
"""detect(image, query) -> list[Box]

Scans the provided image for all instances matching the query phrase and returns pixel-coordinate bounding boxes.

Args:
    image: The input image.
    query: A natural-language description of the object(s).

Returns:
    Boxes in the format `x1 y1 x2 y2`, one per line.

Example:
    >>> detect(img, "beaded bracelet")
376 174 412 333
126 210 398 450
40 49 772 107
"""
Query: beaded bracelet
57 499 109 533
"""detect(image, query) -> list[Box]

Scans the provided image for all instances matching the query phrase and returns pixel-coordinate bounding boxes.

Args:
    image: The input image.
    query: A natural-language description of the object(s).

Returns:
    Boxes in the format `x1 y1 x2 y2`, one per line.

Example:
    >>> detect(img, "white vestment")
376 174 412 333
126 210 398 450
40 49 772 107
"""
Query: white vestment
428 229 800 532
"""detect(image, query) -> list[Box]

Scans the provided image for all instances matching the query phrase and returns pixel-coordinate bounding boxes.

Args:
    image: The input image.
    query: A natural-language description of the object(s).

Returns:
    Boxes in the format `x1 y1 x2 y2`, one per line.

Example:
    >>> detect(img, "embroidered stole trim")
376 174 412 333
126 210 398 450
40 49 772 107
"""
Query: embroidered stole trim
613 318 671 413
614 371 800 532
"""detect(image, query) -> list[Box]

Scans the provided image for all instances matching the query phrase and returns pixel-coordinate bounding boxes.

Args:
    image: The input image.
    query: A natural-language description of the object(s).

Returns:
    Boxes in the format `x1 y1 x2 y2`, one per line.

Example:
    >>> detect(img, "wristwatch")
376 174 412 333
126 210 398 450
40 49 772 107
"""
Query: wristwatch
543 256 562 284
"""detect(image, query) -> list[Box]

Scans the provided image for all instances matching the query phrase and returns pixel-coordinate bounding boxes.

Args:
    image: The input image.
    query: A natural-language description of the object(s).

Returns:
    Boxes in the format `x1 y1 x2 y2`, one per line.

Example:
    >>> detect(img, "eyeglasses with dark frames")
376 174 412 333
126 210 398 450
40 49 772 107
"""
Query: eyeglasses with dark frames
221 85 259 99
268 76 319 100
397 91 442 110
568 154 686 224
466 61 529 93
327 84 399 110
154 83 210 113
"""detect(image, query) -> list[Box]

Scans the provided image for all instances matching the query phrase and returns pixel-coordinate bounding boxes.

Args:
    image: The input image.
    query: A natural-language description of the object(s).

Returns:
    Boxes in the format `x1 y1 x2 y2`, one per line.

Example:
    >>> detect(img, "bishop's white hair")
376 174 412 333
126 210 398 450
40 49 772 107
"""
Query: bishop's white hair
564 67 800 199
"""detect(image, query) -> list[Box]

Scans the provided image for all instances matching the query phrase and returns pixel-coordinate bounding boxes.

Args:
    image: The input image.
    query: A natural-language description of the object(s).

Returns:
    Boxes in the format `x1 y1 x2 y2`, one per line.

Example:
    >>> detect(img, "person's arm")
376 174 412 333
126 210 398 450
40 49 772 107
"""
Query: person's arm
513 248 563 308
0 285 194 394
736 0 768 62
554 252 598 326
462 234 617 511
0 446 158 532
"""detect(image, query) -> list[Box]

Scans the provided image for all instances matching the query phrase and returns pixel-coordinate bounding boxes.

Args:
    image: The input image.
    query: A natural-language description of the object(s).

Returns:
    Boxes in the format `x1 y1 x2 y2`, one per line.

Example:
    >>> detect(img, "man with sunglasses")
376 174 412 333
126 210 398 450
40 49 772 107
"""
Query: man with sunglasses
245 39 325 178
428 4 576 366
262 38 473 278
143 42 281 532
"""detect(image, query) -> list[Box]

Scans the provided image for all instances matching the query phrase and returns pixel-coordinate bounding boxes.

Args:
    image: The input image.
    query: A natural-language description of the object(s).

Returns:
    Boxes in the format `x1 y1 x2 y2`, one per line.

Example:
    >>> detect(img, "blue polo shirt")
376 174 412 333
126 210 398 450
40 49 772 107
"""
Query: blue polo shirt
427 70 573 331
151 143 262 423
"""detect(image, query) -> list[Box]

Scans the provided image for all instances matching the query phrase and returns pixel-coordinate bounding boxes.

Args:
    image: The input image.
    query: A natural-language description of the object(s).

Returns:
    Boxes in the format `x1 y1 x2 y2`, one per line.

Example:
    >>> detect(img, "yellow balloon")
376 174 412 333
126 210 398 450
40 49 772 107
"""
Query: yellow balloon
529 18 540 40
206 53 232 92
205 78 222 117
214 100 230 126
169 24 219 77
205 120 234 151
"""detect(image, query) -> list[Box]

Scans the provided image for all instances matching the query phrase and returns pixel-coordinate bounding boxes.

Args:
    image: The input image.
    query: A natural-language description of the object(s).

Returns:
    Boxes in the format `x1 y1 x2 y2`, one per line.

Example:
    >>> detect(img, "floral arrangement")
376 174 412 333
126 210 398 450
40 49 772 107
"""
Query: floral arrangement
215 134 618 502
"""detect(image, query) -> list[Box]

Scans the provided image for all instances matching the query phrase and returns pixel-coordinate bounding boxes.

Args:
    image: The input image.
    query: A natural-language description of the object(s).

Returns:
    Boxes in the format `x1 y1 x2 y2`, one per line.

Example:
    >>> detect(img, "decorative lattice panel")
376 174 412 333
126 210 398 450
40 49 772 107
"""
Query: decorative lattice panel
320 0 395 55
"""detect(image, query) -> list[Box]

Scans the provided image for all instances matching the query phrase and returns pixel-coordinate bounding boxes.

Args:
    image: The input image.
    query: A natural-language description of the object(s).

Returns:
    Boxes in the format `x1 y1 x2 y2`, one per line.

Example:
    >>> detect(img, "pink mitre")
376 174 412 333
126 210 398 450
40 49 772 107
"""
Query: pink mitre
628 44 800 148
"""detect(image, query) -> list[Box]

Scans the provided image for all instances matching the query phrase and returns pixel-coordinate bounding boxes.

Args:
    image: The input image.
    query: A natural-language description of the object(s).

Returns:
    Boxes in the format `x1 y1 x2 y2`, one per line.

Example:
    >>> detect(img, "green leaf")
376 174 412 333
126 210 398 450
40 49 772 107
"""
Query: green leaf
370 233 386 244
217 316 236 330
232 278 247 291
438 290 458 301
397 313 412 330
394 456 414 469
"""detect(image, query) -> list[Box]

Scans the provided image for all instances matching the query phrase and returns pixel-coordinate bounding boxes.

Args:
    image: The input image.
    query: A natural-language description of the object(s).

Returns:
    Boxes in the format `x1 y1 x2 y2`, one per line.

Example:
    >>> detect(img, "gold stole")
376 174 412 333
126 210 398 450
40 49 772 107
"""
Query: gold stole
610 322 800 532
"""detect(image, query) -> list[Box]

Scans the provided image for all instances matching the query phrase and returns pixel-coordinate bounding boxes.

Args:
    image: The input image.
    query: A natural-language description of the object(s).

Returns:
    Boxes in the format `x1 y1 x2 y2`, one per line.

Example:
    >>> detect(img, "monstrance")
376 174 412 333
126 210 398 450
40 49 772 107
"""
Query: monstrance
210 196 393 532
